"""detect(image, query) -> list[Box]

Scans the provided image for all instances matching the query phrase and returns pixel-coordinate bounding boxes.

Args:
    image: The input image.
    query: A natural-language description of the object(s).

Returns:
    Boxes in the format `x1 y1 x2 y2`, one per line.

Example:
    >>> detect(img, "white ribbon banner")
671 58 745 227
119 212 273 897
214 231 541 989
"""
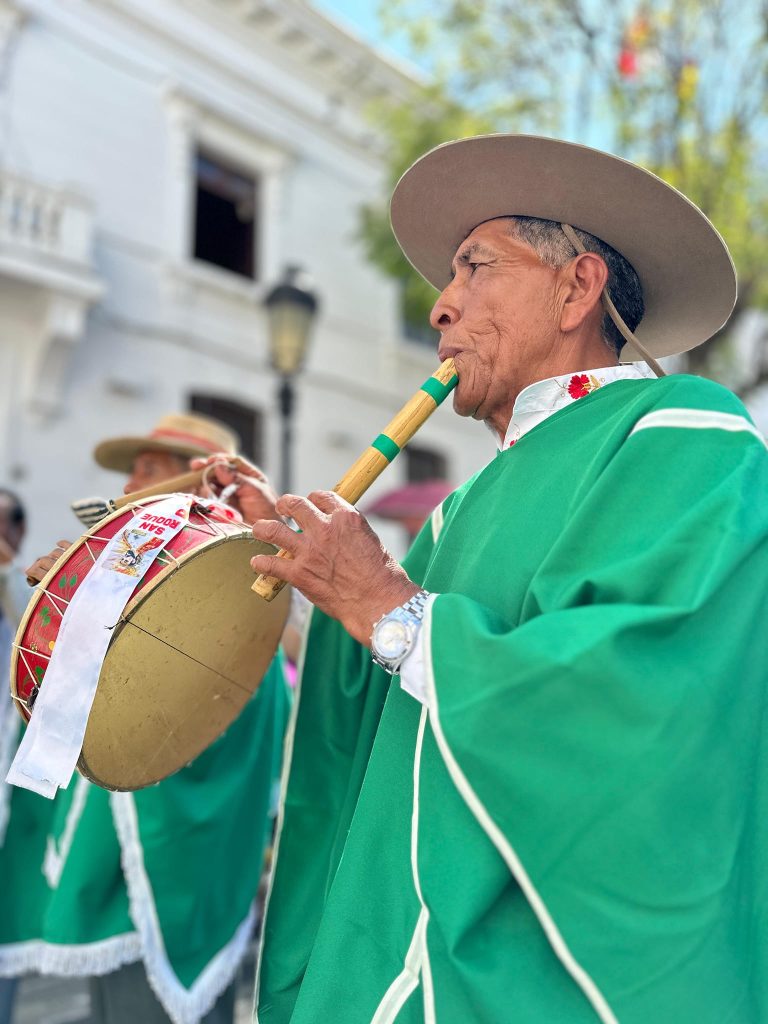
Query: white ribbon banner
7 495 194 798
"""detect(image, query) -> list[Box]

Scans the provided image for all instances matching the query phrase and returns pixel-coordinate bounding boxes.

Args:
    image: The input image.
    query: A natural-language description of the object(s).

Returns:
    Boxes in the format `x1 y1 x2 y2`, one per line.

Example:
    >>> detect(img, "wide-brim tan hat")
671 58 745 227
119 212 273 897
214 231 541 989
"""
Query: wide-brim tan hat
390 134 737 360
94 413 239 473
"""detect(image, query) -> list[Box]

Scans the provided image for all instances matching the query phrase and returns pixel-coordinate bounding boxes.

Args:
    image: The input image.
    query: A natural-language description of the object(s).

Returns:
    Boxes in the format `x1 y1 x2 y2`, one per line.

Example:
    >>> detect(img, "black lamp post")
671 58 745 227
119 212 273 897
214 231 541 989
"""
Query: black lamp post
264 266 319 494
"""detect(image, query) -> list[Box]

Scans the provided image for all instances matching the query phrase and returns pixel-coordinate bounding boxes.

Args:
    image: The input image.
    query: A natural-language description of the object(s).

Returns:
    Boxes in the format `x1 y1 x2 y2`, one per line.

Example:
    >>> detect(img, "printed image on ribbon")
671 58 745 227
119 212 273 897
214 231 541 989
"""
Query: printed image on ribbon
105 530 164 576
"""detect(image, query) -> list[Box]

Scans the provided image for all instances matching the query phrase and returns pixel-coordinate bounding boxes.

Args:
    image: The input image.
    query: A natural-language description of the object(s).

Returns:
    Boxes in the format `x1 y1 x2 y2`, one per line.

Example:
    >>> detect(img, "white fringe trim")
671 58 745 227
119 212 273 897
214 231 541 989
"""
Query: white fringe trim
0 695 20 847
0 932 142 978
110 790 256 1024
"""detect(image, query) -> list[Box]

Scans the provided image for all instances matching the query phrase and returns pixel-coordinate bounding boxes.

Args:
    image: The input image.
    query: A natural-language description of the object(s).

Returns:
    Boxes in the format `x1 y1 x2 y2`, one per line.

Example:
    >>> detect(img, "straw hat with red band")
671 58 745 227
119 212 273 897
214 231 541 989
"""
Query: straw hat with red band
93 413 238 474
389 134 737 362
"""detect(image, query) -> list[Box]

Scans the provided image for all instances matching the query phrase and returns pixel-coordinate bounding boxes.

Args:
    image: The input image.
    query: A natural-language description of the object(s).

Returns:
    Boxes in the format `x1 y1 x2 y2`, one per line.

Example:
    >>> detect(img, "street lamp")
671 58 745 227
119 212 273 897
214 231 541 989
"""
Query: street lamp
264 265 319 494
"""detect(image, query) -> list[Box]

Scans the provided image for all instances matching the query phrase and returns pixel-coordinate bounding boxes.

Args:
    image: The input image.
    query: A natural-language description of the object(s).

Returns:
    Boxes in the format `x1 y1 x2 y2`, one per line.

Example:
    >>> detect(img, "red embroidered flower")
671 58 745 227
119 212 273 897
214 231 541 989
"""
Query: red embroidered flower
568 374 591 399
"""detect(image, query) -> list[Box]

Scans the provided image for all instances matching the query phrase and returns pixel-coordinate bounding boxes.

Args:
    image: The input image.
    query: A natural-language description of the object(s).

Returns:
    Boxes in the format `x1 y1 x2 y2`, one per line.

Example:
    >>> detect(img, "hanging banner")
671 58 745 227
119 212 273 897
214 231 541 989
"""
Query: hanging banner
7 495 194 798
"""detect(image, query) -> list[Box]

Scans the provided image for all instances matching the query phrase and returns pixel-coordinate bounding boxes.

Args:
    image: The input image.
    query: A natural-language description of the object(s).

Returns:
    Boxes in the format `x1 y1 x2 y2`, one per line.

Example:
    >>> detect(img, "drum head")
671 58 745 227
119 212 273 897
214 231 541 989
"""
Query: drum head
77 535 289 790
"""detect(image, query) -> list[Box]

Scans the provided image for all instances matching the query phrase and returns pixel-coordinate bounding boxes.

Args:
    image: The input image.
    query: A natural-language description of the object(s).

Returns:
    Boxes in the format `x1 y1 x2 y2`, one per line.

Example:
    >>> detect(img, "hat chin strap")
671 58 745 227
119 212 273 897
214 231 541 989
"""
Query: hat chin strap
560 223 666 379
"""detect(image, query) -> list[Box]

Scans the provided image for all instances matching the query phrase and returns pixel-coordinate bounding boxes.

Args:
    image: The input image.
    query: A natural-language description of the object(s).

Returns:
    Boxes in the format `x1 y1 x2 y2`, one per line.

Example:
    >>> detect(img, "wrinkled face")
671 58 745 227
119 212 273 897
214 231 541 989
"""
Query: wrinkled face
124 450 188 495
431 219 563 436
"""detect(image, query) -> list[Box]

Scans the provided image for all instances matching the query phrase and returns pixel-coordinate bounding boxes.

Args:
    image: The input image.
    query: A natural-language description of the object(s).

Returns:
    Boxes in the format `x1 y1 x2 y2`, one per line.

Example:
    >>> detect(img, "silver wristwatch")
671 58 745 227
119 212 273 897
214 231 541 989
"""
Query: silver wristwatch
370 589 430 675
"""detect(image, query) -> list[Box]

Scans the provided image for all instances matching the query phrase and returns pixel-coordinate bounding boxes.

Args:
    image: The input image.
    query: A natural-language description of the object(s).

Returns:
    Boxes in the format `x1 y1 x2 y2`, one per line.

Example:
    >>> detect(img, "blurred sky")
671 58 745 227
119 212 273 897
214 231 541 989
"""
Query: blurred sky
312 0 420 70
310 0 615 146
312 0 382 45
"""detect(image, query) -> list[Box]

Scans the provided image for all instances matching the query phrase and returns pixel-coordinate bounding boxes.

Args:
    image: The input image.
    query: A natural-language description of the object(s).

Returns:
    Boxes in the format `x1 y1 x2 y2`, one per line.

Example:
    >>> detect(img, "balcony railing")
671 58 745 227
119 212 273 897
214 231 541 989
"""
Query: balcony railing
0 169 94 268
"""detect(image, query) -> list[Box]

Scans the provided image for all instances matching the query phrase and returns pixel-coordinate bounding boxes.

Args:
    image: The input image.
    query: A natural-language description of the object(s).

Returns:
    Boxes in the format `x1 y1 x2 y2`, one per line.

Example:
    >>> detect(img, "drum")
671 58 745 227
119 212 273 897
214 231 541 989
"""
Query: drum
11 496 289 791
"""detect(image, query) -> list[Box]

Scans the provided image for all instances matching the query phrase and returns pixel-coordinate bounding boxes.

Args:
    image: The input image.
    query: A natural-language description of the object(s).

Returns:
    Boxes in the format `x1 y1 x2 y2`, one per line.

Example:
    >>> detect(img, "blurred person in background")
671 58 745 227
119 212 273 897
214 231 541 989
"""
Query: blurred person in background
0 414 291 1024
0 487 28 687
0 487 29 1024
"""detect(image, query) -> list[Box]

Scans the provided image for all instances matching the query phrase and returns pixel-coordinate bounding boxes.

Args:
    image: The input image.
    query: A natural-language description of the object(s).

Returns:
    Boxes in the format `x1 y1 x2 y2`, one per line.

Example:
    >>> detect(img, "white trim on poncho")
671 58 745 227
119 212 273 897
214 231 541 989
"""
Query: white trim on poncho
421 600 619 1024
110 791 256 1024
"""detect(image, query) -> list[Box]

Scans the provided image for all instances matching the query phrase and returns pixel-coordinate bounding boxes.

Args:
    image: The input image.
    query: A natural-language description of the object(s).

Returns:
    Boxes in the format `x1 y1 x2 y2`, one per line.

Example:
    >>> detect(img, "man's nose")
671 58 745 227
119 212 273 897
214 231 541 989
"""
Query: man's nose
429 288 460 331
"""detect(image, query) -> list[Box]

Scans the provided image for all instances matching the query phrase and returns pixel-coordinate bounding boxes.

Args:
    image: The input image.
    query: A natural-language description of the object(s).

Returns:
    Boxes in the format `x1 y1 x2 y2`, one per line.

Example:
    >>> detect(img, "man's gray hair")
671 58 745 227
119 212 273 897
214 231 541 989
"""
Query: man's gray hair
507 216 644 357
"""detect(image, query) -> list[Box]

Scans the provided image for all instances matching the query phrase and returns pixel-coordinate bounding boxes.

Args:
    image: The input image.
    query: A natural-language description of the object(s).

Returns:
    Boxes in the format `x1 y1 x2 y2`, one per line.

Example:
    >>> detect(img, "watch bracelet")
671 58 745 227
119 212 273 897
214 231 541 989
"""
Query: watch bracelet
369 589 431 674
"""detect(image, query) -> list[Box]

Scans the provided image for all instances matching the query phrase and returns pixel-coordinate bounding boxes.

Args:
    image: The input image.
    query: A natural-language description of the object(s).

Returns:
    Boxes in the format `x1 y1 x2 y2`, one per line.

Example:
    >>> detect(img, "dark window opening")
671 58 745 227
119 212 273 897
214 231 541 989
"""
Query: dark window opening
189 394 264 465
193 150 258 279
405 445 448 483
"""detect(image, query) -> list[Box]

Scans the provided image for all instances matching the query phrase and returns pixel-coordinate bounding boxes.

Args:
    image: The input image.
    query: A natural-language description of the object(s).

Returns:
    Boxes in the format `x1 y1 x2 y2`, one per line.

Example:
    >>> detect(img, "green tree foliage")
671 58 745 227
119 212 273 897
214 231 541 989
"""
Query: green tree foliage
358 88 498 339
361 0 768 359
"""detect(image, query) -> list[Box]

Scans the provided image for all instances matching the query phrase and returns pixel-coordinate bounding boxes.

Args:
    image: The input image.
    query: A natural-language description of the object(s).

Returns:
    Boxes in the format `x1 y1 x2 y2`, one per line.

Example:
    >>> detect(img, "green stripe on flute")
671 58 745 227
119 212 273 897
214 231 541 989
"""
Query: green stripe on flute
371 434 401 462
420 374 459 405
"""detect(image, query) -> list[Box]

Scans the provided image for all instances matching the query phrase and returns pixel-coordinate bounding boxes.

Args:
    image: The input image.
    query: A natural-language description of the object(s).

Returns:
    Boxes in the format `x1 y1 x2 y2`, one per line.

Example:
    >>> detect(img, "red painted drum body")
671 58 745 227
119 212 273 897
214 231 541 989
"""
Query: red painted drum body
11 496 289 791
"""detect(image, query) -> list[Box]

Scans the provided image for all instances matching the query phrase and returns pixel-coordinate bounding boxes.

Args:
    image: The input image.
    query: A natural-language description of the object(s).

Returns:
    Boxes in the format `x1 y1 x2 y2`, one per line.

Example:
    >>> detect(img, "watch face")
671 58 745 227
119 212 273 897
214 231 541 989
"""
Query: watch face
373 618 412 661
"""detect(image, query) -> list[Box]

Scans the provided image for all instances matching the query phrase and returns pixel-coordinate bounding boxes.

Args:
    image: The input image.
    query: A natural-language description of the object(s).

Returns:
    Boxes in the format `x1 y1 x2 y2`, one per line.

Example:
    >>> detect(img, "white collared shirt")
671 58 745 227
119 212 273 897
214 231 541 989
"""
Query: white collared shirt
400 363 653 703
496 363 654 451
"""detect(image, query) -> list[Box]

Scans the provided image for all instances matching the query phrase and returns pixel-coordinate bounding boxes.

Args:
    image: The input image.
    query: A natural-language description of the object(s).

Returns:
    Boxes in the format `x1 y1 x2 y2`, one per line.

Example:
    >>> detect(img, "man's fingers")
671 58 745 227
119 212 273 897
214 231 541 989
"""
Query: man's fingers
229 455 267 481
190 453 267 481
275 494 329 530
251 519 301 552
24 541 73 584
236 475 270 492
307 490 352 515
189 453 236 468
25 558 56 584
249 552 299 585
203 463 236 488
233 476 277 504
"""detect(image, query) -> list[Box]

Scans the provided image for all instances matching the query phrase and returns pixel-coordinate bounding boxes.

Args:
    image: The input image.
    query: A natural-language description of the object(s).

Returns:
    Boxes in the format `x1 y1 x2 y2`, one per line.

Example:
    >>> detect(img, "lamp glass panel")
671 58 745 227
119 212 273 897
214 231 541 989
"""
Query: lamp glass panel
268 303 313 375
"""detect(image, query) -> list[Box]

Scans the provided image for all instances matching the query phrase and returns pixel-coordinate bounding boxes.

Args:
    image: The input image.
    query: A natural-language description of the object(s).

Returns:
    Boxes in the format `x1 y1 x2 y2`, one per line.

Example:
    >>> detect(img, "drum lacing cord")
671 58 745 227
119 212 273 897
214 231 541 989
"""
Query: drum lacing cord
32 586 69 616
13 644 52 709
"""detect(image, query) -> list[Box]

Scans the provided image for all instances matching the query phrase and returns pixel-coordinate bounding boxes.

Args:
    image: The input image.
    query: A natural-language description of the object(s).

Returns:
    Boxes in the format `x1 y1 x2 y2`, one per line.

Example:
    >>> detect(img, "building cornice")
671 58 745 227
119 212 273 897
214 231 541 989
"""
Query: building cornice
16 0 420 161
239 0 425 98
102 0 418 130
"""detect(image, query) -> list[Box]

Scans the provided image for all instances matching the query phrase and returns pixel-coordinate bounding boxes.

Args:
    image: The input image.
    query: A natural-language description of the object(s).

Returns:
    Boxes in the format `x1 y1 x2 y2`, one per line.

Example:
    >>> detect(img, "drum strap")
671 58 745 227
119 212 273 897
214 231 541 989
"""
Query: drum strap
7 496 194 798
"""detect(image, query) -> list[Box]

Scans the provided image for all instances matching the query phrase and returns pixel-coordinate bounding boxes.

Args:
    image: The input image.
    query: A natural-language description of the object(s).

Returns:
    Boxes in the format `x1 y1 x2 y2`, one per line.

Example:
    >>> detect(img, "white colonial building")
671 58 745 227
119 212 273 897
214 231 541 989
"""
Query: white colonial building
0 0 492 560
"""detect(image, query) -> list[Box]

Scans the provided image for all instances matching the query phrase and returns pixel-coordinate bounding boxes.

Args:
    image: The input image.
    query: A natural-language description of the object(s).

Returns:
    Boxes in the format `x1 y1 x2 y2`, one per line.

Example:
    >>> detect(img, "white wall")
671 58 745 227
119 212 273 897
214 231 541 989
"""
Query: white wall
0 0 492 563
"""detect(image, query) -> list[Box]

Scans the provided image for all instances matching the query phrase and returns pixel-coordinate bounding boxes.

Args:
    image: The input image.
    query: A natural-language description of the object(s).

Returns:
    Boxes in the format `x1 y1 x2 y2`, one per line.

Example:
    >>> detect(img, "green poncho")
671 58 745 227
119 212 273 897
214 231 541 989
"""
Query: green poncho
0 655 290 1024
257 374 768 1023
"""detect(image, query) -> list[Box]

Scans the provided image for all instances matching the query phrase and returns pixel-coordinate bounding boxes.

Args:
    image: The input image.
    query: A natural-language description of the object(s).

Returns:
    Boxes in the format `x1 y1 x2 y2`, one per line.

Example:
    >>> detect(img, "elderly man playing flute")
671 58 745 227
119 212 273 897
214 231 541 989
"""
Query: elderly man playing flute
216 136 768 1023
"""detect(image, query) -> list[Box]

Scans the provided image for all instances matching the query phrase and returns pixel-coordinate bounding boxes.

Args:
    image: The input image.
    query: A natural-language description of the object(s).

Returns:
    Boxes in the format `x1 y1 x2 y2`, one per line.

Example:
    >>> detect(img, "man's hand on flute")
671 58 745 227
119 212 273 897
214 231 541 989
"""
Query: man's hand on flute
250 490 420 647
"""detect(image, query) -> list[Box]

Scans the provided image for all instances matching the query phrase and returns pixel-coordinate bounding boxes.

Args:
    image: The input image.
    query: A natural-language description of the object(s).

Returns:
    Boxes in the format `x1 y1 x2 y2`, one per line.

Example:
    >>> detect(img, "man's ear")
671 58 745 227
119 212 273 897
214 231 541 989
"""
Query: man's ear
559 252 608 333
